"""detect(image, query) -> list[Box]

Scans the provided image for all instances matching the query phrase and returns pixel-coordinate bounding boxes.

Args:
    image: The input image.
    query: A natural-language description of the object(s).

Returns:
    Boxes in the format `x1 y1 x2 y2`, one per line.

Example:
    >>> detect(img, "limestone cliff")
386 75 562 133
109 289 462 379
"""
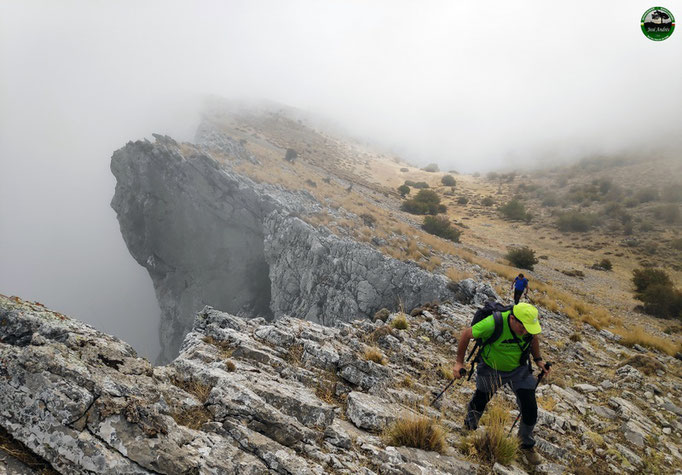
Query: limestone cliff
111 133 453 362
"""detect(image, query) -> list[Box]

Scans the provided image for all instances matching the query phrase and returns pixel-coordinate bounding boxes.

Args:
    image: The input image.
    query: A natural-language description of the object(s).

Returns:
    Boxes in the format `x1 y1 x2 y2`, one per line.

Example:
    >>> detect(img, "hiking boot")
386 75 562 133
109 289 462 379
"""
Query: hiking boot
521 446 542 465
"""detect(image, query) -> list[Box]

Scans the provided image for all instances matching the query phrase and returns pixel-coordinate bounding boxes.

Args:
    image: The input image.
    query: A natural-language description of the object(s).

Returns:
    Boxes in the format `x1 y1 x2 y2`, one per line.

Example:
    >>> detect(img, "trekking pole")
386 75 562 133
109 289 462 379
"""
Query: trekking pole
430 368 467 406
508 362 551 436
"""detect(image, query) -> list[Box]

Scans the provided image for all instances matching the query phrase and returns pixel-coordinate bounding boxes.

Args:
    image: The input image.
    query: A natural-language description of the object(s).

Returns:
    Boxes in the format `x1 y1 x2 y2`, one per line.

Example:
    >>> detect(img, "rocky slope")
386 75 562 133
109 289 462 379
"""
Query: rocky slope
111 133 451 363
1 293 681 474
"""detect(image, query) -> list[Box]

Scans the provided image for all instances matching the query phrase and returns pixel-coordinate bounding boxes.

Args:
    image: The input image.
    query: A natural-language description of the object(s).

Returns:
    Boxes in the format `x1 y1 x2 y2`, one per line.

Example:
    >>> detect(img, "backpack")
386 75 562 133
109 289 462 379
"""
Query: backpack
465 301 533 380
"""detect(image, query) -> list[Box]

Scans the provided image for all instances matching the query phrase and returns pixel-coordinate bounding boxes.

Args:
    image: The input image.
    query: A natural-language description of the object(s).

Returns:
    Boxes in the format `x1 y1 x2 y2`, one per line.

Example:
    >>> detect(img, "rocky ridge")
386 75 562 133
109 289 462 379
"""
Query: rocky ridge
111 132 452 363
1 293 681 474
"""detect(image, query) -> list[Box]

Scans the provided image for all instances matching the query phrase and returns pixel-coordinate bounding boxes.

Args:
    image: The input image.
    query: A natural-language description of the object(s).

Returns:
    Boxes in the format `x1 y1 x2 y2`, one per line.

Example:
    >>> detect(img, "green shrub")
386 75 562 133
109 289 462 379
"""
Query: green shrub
556 211 597 232
498 199 530 221
401 190 446 215
592 259 612 271
481 197 494 207
391 314 409 330
637 284 682 320
400 167 409 172
662 183 682 202
441 175 456 187
284 148 298 162
633 268 672 293
422 216 461 242
653 204 681 224
505 246 539 270
635 187 659 203
457 196 469 205
404 180 429 189
398 184 410 197
423 163 440 172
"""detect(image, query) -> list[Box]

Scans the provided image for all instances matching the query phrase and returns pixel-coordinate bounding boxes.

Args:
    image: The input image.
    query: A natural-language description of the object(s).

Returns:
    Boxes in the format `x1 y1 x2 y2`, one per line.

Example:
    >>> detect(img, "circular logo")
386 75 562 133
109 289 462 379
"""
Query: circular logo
641 7 675 41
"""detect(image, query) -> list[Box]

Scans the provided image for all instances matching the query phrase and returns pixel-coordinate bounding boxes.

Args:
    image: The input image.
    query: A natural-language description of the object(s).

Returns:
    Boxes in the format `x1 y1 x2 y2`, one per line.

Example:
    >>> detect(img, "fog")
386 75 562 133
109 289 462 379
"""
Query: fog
1 1 680 358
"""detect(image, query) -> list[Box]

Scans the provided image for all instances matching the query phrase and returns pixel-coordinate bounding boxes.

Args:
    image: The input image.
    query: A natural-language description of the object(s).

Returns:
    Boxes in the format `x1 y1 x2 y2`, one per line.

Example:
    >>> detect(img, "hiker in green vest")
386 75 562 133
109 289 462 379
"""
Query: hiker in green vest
453 303 550 465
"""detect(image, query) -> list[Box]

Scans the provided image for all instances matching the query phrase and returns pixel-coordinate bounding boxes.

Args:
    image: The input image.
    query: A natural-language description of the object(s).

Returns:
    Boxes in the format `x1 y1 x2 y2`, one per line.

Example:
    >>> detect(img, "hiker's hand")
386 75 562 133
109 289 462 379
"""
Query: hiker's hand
536 360 550 375
453 362 465 379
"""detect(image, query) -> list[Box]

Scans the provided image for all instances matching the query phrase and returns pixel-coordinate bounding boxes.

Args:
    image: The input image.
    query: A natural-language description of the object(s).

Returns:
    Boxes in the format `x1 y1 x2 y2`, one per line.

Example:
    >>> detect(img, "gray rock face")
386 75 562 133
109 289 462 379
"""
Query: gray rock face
111 134 454 362
1 295 487 475
265 212 452 325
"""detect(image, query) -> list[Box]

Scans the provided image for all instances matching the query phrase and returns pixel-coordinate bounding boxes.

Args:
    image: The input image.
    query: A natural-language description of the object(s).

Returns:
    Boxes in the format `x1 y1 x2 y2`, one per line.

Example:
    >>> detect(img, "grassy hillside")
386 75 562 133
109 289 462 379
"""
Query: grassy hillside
200 106 682 355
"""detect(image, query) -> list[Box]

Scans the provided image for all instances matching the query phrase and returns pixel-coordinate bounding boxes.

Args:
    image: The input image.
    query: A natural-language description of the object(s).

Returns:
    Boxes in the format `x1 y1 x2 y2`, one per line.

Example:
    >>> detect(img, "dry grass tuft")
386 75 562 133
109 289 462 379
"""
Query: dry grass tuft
170 405 212 430
460 405 518 465
445 267 473 282
383 415 447 454
614 326 681 356
202 335 235 359
538 395 557 411
225 360 236 372
368 325 394 343
315 370 342 406
438 364 454 380
400 375 414 388
621 354 665 375
391 314 409 330
363 346 388 365
0 425 58 474
171 376 213 403
286 343 305 365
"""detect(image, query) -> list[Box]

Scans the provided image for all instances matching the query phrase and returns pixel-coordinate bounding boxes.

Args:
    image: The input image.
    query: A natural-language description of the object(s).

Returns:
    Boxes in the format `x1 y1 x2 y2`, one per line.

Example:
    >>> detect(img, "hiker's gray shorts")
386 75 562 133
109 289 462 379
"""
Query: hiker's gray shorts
475 361 537 394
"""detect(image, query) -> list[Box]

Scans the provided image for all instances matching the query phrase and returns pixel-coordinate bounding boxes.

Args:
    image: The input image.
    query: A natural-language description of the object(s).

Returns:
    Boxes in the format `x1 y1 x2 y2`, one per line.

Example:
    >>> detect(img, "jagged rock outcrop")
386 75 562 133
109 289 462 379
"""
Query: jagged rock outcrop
264 212 451 326
2 294 681 474
111 134 454 362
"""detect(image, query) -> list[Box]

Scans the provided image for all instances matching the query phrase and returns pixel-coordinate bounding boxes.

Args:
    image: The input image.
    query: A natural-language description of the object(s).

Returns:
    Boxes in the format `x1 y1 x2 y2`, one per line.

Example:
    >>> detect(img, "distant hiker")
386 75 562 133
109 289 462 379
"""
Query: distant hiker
453 303 550 465
511 273 529 304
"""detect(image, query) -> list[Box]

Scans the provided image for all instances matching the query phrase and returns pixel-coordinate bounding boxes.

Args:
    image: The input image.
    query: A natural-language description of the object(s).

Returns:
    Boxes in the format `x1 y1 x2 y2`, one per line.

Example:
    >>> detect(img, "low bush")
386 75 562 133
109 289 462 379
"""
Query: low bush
635 187 659 203
671 238 682 251
481 196 494 207
422 163 440 172
662 183 682 202
457 196 469 205
591 258 612 271
422 216 461 242
401 190 446 215
404 180 429 189
505 246 539 270
632 268 672 293
400 167 409 172
653 204 681 224
441 175 456 187
384 416 446 453
397 184 410 197
391 314 409 330
556 211 597 232
498 199 531 222
374 308 390 322
632 268 682 319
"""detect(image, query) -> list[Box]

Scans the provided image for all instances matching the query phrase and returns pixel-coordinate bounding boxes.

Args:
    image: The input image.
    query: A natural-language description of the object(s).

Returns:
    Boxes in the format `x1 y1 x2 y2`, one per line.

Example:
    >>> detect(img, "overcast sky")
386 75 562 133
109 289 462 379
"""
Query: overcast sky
1 1 680 359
